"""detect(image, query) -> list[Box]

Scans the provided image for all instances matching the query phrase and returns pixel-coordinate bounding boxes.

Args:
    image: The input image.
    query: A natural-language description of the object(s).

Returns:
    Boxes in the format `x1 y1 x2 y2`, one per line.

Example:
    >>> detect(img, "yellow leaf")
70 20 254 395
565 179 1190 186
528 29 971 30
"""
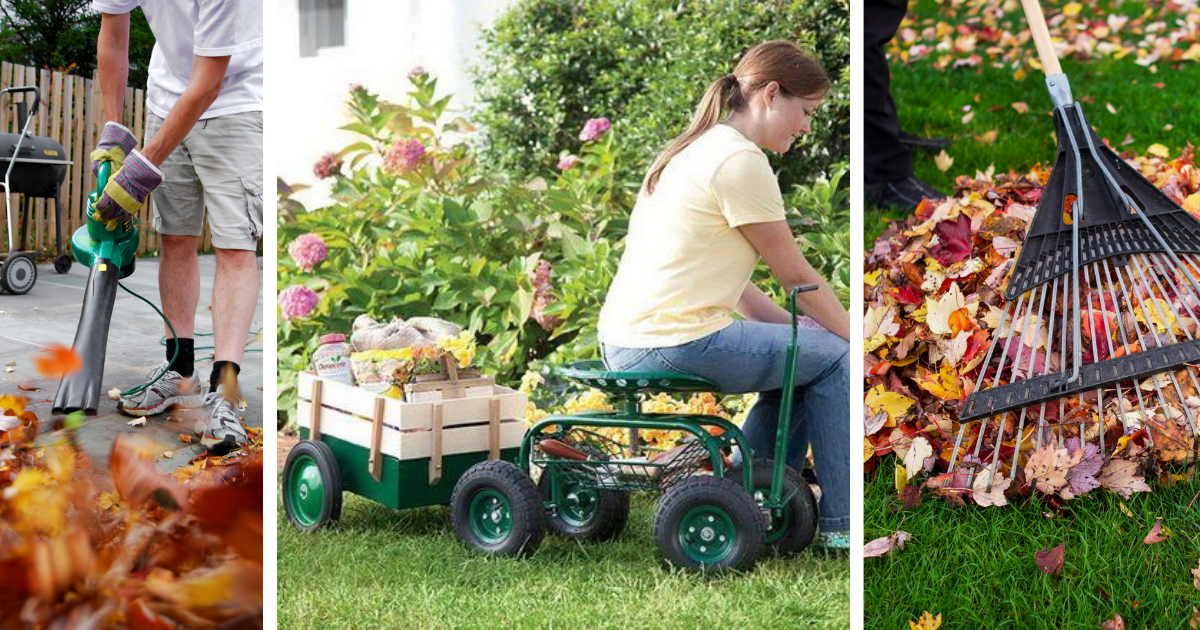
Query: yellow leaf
866 385 915 424
145 560 261 609
1147 143 1171 158
1134 297 1176 333
1011 102 1029 114
864 269 882 287
915 363 965 401
865 333 890 353
96 491 122 511
1118 501 1134 519
926 283 968 336
911 611 943 630
935 150 954 172
864 437 874 463
895 463 908 491
892 355 919 367
44 445 74 483
1184 192 1200 215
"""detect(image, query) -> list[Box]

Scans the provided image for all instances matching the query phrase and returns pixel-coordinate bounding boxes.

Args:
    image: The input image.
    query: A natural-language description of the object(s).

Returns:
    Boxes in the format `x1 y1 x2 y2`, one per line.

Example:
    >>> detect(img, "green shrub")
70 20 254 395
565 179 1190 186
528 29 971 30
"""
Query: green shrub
470 0 849 193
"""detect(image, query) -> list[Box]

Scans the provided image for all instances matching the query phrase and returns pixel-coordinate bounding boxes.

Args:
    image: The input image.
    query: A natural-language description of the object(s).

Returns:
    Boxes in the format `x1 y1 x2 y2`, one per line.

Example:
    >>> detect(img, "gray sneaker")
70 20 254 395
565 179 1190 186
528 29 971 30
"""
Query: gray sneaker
195 384 248 454
118 362 203 417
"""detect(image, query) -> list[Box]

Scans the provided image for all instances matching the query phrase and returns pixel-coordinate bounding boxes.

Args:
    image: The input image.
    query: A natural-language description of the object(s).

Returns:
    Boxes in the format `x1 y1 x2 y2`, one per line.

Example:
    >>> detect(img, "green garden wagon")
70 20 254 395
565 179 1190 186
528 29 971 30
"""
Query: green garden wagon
283 287 820 573
283 370 527 528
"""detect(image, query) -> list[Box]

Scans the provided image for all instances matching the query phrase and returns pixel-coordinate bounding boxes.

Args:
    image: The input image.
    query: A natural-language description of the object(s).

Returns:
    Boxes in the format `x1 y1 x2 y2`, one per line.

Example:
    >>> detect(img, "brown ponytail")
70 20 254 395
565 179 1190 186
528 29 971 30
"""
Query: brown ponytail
643 40 831 195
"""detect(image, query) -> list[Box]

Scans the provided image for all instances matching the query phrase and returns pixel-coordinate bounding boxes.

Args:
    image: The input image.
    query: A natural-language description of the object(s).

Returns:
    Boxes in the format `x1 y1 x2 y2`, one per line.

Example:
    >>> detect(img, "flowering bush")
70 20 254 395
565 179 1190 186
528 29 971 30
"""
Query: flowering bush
276 72 627 426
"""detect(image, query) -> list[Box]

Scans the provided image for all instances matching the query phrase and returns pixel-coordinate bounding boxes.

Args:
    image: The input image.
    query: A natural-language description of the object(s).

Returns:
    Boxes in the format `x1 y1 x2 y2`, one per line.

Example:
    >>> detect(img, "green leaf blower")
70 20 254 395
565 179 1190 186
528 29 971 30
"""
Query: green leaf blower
52 161 139 415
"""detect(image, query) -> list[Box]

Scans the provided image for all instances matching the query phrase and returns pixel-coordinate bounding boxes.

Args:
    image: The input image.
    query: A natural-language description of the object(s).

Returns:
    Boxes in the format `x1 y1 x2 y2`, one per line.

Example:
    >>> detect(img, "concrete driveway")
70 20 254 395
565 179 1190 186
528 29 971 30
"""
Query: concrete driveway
0 254 264 481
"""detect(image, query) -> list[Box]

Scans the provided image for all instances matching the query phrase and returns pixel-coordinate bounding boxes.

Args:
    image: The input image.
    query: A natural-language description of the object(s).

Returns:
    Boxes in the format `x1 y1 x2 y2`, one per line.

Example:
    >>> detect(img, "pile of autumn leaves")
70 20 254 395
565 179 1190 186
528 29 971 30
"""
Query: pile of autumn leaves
865 146 1200 509
887 0 1200 77
0 394 262 626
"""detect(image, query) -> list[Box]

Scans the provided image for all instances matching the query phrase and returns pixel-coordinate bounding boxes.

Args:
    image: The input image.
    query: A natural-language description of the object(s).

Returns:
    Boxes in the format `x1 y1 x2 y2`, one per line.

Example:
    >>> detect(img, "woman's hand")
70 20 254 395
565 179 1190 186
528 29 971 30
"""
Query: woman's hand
737 220 850 340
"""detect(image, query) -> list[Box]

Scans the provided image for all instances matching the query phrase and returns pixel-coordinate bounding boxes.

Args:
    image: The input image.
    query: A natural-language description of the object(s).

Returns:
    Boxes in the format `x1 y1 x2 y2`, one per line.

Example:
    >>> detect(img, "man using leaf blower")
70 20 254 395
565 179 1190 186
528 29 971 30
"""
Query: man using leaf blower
90 0 262 454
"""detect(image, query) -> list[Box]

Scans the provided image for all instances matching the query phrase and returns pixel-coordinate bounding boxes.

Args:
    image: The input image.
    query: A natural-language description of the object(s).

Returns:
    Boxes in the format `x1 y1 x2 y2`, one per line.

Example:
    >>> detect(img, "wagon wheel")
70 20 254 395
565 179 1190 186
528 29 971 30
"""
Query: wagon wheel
729 459 817 555
538 470 630 543
53 254 71 274
282 440 343 532
0 253 37 295
653 475 764 573
450 460 545 557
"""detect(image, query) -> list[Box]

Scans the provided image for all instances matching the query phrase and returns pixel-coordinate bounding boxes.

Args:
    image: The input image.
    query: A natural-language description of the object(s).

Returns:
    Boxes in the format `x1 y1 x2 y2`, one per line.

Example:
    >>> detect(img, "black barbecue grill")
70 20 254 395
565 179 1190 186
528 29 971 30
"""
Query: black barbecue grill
1 85 74 294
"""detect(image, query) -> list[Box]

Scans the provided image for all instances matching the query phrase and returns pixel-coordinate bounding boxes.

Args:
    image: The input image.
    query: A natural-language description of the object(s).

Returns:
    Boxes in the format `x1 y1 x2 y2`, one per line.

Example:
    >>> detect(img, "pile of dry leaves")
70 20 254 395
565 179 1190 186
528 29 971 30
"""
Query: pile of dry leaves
0 394 263 627
887 0 1200 76
865 144 1200 508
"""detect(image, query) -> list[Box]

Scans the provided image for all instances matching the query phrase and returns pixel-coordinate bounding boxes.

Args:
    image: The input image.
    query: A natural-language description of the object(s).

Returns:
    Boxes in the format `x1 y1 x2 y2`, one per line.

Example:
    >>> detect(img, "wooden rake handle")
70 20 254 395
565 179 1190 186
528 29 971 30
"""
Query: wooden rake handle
1020 0 1062 76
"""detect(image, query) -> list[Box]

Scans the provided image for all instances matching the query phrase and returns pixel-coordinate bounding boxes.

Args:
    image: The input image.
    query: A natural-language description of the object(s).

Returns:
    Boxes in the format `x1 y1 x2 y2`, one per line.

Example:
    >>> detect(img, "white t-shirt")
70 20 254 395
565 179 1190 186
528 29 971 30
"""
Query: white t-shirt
91 0 263 119
598 124 787 348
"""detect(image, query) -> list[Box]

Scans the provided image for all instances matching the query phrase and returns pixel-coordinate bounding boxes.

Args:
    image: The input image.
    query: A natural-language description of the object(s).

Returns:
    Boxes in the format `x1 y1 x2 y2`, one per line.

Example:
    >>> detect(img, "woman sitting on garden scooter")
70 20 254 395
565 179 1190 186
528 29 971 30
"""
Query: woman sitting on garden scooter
597 40 851 549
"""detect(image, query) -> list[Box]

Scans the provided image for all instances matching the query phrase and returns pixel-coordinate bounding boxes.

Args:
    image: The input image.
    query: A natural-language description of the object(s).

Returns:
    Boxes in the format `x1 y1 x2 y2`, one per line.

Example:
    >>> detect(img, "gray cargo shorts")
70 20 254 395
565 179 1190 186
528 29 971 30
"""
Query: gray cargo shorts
145 110 263 251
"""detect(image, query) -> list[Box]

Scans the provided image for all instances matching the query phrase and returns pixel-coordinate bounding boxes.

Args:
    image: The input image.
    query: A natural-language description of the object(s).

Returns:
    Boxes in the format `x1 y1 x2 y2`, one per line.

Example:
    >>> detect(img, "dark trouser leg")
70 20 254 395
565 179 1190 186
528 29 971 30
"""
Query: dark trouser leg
865 0 914 184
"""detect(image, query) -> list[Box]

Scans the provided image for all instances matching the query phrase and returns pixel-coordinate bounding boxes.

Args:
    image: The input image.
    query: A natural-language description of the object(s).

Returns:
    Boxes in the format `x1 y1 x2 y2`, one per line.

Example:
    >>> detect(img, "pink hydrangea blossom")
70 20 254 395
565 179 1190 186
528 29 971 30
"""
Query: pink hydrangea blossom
288 233 328 272
531 260 551 291
532 295 562 332
579 117 611 142
384 138 426 174
313 153 342 179
557 154 580 171
279 285 319 320
529 261 562 331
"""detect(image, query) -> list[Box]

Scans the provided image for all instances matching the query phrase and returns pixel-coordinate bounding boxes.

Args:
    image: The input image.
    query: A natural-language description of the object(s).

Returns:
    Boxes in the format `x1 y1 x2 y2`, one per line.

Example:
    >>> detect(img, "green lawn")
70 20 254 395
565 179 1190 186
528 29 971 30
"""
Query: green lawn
864 471 1200 629
278 491 849 628
865 0 1200 245
865 2 1200 628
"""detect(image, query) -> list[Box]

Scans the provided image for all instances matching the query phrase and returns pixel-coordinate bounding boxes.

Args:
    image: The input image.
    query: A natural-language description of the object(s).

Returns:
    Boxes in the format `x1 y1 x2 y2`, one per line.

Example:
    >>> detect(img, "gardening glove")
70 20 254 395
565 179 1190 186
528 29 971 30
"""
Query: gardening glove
89 121 138 176
91 149 162 231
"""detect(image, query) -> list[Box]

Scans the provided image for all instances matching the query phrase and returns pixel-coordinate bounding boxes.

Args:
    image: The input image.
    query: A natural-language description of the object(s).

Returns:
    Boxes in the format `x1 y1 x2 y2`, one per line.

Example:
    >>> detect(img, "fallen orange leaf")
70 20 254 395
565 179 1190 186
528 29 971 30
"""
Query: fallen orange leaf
178 434 194 444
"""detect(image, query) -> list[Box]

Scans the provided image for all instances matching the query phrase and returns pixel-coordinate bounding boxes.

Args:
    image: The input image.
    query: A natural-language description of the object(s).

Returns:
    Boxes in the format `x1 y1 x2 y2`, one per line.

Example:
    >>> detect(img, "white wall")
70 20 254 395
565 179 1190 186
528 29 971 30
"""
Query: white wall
273 0 512 208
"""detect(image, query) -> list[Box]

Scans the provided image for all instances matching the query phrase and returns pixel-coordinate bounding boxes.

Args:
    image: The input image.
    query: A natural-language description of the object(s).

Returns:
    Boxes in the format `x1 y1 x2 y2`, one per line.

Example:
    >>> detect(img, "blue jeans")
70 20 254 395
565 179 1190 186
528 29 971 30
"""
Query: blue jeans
600 320 850 533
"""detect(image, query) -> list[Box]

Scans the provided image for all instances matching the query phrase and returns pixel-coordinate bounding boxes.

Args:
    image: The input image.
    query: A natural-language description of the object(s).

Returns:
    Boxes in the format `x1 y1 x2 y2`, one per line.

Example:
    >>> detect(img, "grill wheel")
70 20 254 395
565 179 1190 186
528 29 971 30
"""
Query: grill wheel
0 253 37 294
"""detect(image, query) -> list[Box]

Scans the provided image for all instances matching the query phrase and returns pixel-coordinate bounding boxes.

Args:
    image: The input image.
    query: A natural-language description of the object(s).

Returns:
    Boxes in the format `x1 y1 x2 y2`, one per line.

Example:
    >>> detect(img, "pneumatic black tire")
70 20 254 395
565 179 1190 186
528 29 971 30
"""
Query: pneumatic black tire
537 472 630 542
730 459 818 555
451 460 546 558
653 475 765 573
282 439 343 532
0 253 37 295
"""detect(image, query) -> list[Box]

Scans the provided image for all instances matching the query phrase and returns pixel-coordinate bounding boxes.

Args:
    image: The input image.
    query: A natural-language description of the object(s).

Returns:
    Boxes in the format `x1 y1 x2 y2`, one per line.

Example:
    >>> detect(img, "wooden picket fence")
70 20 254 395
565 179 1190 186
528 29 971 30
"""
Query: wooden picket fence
0 61 218 260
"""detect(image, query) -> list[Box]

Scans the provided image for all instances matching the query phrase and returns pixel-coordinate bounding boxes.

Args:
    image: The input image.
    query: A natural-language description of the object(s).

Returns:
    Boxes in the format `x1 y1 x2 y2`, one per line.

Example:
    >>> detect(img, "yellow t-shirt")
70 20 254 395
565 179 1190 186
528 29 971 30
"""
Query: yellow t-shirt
597 124 786 348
